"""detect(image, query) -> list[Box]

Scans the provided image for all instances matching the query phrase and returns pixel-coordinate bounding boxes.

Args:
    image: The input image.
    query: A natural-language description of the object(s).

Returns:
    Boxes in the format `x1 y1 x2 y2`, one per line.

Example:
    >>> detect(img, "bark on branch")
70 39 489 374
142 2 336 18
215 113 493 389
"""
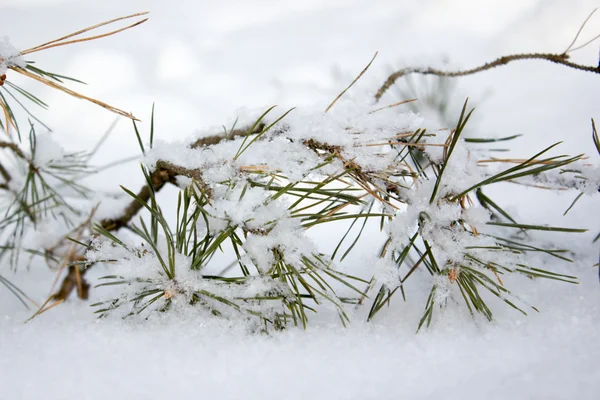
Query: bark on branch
375 52 600 101
53 123 264 300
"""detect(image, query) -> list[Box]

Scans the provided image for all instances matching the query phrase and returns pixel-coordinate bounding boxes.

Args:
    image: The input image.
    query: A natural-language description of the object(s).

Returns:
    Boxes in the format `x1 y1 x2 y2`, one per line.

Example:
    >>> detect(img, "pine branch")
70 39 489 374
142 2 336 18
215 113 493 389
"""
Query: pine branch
375 53 600 101
0 140 27 159
53 122 263 300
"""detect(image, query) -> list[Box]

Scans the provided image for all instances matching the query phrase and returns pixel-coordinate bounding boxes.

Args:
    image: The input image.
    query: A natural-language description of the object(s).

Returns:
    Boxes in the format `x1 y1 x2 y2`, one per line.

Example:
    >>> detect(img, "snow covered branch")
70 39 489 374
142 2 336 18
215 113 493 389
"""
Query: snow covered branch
1 11 598 331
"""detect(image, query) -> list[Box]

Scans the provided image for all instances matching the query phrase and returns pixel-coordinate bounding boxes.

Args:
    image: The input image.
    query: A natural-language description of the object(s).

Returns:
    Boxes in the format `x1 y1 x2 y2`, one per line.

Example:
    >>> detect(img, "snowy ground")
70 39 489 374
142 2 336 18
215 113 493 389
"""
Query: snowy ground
1 0 600 399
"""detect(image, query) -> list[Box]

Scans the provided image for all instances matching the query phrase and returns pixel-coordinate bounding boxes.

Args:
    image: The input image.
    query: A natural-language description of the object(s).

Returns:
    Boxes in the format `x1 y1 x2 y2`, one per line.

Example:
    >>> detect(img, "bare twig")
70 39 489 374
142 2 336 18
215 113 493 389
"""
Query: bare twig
0 141 27 159
568 33 600 54
375 53 600 101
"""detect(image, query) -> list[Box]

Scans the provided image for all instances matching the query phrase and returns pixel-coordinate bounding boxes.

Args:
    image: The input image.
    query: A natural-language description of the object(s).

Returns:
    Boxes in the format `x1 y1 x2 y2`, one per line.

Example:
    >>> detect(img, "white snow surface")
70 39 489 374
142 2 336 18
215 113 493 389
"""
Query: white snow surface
2 1 600 399
2 271 599 400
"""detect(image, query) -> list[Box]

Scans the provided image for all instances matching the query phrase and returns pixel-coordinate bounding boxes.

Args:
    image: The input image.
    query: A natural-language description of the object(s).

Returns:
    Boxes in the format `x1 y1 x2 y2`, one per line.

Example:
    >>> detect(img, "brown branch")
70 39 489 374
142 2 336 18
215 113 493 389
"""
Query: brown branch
189 122 265 148
0 141 30 189
51 259 89 301
98 166 176 231
0 141 27 159
0 162 10 185
52 166 175 301
53 123 263 300
302 138 403 210
375 52 600 101
47 207 99 300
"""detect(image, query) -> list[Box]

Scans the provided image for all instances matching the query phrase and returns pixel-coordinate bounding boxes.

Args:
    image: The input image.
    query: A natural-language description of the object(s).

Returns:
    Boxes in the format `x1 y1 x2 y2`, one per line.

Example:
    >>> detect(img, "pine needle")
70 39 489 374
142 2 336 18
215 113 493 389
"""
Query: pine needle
368 98 417 114
11 66 139 120
563 8 598 54
325 51 378 113
21 12 149 55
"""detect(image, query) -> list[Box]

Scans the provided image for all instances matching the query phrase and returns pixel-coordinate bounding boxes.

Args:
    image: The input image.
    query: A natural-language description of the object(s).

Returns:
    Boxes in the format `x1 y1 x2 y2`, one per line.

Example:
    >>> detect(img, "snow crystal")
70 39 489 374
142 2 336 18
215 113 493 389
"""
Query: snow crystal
372 256 401 287
462 205 491 229
243 216 318 272
202 184 290 233
432 273 451 303
0 37 25 75
31 133 66 167
524 162 600 195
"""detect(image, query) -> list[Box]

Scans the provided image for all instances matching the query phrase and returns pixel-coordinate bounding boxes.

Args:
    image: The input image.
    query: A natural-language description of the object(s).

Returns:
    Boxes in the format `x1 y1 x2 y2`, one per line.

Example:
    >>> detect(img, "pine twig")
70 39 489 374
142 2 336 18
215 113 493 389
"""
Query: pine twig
53 123 262 300
0 141 27 159
375 53 600 101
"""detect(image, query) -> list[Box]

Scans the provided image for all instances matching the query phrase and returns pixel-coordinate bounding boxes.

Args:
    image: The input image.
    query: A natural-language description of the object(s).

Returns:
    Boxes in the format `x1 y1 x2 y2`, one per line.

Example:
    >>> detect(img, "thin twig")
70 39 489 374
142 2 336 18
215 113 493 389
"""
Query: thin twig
0 141 27 159
375 53 600 101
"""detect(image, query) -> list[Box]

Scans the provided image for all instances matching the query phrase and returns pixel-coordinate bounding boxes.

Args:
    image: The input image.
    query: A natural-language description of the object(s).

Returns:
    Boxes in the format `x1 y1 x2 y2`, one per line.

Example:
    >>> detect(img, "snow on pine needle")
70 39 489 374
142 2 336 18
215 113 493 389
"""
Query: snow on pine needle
0 13 146 137
0 128 95 267
79 95 585 330
0 37 26 75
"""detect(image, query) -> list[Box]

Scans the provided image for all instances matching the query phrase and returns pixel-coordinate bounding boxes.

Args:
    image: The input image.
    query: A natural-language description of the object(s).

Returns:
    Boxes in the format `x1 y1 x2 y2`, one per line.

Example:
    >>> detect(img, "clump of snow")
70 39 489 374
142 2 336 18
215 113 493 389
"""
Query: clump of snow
86 233 294 319
144 99 423 187
201 184 290 233
0 37 25 75
462 205 491 229
243 216 319 272
520 161 600 195
432 273 451 303
31 132 66 167
578 164 600 194
371 256 401 287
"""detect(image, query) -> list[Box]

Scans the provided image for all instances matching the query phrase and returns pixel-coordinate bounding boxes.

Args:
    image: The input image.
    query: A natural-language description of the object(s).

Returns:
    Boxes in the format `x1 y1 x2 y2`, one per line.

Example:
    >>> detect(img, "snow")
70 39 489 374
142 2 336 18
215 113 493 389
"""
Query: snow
0 36 25 75
31 132 66 166
1 273 599 399
2 0 600 399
